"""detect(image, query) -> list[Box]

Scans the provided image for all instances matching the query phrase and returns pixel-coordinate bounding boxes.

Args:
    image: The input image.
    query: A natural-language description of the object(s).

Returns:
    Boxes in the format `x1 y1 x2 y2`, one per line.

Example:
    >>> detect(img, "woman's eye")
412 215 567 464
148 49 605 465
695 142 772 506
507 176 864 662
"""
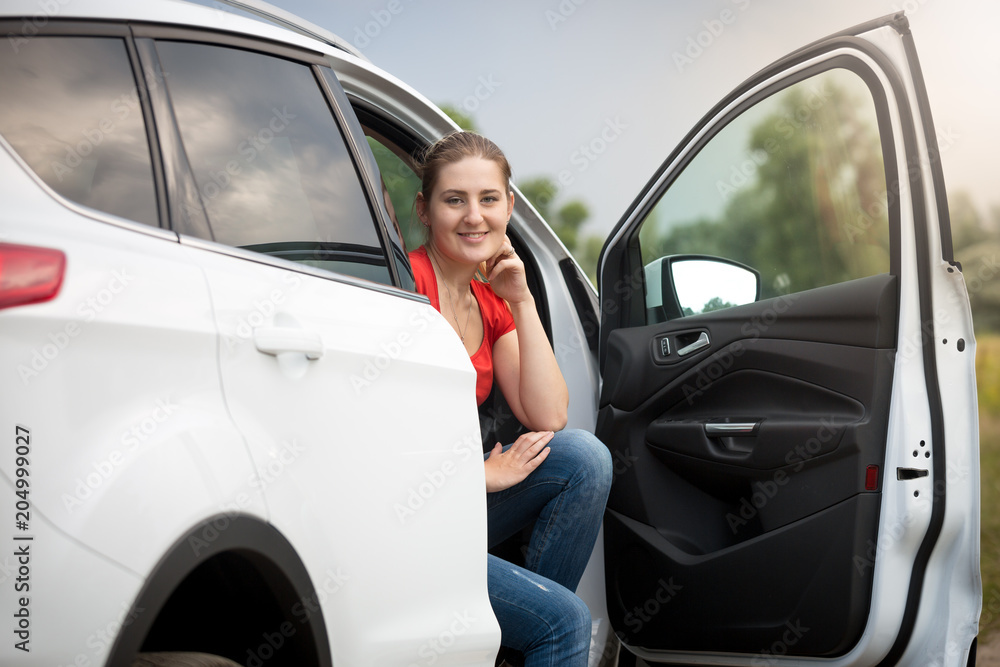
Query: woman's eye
446 197 463 205
482 196 498 204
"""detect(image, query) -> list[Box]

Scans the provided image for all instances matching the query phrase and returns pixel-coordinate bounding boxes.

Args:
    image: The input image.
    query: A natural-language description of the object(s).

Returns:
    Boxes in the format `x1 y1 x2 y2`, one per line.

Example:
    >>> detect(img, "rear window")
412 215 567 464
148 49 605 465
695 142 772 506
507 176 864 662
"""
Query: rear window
0 37 158 226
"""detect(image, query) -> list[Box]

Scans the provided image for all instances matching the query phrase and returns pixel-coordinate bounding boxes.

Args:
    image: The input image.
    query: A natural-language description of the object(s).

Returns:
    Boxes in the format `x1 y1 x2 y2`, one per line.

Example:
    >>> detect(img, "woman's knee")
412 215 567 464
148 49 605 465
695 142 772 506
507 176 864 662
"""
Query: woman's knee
551 429 613 487
548 588 592 648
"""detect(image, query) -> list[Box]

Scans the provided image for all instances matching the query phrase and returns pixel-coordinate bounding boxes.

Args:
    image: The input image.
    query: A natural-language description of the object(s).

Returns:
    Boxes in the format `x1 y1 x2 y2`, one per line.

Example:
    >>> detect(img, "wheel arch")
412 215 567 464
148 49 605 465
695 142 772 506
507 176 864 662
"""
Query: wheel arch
106 514 333 667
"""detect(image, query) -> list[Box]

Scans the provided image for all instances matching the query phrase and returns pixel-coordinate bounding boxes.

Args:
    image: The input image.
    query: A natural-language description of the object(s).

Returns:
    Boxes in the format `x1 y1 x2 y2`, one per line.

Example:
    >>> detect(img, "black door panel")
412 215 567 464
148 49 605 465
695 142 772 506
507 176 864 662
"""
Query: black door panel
600 274 897 656
605 495 880 656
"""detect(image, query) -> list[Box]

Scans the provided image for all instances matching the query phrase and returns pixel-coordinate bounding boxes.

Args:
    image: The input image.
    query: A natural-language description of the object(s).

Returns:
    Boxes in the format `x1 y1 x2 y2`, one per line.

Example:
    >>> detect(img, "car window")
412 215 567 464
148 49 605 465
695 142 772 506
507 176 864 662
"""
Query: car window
0 37 159 226
638 66 890 320
363 129 424 253
154 41 391 284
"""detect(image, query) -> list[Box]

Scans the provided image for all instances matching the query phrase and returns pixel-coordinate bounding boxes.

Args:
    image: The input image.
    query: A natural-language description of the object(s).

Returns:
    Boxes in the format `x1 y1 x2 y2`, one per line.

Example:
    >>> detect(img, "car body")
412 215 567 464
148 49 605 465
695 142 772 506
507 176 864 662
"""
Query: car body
0 1 979 666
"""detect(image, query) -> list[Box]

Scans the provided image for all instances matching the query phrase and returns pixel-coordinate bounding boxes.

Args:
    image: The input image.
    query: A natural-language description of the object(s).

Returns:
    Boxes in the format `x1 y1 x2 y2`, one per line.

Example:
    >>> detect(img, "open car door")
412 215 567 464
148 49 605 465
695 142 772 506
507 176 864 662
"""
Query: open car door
597 13 980 666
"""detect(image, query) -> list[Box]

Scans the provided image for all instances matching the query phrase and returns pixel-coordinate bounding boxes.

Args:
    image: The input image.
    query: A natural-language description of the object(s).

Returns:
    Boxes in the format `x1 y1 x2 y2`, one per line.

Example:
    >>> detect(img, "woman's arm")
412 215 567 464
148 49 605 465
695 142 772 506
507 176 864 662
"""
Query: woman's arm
488 243 569 432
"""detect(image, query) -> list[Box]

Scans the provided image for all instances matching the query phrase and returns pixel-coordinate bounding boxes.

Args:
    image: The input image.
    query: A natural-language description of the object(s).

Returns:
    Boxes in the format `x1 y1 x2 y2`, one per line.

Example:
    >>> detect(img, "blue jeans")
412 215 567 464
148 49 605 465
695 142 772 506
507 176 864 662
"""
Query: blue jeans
486 429 612 667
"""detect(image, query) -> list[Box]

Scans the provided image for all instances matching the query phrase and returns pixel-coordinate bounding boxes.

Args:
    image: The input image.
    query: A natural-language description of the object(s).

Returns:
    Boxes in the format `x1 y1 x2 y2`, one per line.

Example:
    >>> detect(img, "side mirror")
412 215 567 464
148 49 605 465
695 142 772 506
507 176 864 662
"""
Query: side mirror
644 255 760 322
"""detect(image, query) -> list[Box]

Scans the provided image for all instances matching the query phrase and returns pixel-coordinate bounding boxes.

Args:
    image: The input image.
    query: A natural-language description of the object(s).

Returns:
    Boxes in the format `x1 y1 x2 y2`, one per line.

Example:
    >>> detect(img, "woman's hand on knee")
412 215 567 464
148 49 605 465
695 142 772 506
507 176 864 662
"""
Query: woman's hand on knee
484 431 553 493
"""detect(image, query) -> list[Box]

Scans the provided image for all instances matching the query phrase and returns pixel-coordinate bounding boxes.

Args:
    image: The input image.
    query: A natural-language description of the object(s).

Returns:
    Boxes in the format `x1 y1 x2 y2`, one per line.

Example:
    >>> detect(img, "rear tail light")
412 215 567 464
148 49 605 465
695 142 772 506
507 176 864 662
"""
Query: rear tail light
0 243 66 311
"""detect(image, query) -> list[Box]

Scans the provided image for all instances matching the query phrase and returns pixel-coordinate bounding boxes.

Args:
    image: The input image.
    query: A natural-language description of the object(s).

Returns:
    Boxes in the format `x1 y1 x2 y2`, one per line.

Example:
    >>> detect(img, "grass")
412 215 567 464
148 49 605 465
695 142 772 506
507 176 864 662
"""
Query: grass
979 335 1000 640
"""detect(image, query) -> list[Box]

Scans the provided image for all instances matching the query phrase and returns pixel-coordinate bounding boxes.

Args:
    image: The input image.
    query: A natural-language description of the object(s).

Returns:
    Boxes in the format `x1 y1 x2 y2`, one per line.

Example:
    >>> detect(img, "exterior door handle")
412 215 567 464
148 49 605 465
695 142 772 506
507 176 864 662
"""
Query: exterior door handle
253 326 324 360
677 331 710 357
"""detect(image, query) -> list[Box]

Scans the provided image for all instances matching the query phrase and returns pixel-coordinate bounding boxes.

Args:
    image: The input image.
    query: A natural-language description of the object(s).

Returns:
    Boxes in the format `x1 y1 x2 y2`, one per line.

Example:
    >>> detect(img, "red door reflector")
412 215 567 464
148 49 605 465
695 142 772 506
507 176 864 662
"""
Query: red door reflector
865 464 879 491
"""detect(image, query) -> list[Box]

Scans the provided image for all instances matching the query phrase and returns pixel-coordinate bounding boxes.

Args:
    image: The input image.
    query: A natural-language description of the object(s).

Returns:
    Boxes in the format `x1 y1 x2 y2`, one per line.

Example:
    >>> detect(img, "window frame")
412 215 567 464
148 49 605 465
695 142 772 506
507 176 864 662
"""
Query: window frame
128 22 413 293
608 49 904 334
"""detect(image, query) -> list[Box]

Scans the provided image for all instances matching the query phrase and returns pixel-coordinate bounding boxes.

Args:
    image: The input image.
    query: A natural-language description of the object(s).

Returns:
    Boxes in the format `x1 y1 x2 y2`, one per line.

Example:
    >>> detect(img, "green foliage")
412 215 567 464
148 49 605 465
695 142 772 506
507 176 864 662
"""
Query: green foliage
701 296 735 313
952 194 1000 334
366 136 424 251
977 336 1000 640
518 175 600 283
639 71 890 300
438 104 478 132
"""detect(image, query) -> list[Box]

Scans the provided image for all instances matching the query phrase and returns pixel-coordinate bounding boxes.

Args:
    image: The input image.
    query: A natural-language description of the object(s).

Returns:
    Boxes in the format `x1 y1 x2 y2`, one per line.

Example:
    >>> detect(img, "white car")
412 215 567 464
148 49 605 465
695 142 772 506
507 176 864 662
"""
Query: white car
0 1 980 666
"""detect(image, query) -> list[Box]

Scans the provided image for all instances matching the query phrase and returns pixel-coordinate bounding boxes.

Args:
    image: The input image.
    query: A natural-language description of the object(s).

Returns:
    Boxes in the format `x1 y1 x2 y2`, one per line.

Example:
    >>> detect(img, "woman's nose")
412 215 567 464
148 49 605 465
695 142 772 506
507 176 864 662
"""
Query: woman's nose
465 202 484 223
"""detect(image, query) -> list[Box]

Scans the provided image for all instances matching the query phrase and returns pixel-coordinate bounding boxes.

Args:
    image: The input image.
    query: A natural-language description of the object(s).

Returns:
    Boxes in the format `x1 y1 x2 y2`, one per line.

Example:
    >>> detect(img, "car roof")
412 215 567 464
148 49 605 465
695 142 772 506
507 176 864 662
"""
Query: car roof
0 0 367 61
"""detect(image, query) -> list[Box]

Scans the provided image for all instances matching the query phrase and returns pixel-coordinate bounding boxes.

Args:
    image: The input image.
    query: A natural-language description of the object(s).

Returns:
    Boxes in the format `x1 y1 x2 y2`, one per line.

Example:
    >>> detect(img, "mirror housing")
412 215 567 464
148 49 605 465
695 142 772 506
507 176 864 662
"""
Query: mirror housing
644 255 760 322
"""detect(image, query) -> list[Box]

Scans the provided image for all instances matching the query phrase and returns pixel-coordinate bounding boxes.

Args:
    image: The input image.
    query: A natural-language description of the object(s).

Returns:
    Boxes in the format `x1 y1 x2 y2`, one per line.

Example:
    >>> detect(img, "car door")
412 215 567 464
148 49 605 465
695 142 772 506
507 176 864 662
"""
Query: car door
597 13 979 666
133 31 502 666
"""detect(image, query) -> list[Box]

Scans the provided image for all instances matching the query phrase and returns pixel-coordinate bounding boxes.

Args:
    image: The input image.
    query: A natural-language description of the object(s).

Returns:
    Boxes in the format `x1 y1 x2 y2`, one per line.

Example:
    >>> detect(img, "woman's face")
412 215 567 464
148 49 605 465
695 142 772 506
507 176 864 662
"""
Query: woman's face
419 156 513 268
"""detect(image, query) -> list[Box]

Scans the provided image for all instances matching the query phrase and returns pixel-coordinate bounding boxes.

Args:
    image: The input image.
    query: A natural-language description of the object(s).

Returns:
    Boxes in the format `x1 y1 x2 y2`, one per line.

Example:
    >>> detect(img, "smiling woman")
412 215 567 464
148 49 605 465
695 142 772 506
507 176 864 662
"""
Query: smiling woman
408 131 612 667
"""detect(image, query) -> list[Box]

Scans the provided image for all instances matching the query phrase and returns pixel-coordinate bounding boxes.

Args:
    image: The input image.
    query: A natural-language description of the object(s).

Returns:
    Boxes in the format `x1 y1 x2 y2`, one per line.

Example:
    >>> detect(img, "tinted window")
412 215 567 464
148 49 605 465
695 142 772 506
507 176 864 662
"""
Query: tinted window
363 130 424 252
0 37 158 226
638 67 890 319
155 42 390 284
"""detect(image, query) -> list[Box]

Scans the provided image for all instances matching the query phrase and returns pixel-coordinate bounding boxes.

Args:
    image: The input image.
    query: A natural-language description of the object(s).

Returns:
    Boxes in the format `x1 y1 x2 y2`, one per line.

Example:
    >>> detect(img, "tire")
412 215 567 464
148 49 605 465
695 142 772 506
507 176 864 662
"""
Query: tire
132 653 242 667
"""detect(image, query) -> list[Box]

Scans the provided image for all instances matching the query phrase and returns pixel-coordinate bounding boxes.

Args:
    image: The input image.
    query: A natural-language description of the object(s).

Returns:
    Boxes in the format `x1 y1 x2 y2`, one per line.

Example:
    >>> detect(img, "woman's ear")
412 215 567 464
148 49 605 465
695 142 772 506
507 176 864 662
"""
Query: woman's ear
415 191 429 226
506 191 514 221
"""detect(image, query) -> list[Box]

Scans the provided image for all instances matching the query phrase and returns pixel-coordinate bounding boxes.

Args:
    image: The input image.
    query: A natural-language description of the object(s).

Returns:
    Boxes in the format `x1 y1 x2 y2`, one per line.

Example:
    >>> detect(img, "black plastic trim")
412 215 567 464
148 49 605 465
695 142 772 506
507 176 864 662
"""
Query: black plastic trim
133 37 215 240
314 66 408 289
124 31 170 230
106 515 332 667
559 258 599 354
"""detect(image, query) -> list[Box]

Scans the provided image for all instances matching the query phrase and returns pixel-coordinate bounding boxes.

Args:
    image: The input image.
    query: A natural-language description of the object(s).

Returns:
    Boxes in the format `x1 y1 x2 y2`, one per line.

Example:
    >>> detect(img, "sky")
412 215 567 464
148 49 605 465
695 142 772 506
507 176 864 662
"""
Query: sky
258 0 999 241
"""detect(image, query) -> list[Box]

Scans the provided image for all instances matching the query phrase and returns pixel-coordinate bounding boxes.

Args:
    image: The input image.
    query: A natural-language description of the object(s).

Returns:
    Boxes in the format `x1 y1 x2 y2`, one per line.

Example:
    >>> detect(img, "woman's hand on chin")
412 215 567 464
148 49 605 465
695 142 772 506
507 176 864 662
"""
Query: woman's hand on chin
486 235 530 304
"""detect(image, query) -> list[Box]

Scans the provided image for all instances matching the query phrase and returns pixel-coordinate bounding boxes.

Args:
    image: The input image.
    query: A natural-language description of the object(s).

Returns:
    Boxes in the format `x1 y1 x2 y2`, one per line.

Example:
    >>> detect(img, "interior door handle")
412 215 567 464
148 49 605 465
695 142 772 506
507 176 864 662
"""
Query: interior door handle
677 331 710 357
705 422 760 436
253 326 324 360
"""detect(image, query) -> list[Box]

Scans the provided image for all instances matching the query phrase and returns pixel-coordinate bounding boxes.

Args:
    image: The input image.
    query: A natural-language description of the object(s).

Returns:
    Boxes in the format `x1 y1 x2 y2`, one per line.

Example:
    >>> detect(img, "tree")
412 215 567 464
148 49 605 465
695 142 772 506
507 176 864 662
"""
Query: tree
438 104 479 132
517 176 601 283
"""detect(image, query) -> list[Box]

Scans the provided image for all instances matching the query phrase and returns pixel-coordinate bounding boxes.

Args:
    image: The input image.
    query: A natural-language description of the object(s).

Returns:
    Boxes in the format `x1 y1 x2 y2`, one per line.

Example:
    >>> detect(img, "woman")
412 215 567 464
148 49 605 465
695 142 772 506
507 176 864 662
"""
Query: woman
410 131 613 666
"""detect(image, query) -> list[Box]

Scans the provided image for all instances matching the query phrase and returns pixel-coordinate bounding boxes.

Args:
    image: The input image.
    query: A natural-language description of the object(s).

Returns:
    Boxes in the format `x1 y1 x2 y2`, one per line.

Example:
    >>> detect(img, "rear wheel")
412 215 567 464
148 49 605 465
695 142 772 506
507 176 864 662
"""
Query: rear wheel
132 653 242 667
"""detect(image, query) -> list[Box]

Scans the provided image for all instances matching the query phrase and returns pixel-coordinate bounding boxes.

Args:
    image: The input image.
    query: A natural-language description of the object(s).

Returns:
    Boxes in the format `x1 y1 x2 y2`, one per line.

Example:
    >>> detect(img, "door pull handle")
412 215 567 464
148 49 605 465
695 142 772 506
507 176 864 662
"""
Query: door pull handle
677 331 710 357
705 422 759 436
